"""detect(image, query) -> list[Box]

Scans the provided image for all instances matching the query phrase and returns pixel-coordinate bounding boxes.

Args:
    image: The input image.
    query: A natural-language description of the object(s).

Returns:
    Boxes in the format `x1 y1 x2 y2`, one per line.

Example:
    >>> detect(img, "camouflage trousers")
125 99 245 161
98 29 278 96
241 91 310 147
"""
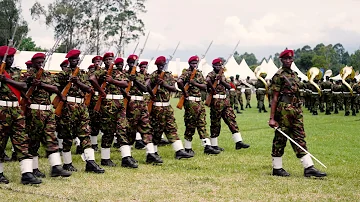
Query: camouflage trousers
339 94 344 109
124 99 152 145
245 90 251 105
99 99 127 148
332 94 340 111
272 102 307 158
26 108 59 157
150 105 180 145
323 93 332 111
319 94 325 111
229 90 238 109
210 98 239 137
0 106 31 161
344 95 352 113
88 96 101 137
143 93 151 105
236 91 243 106
256 90 265 109
183 100 208 141
311 94 320 112
56 102 91 153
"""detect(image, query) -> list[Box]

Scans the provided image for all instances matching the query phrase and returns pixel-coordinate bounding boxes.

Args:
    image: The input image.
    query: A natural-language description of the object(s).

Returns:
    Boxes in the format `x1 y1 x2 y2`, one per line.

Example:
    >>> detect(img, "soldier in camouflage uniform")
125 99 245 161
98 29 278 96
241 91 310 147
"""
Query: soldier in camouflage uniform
234 75 244 110
87 56 103 151
269 49 326 178
332 80 342 114
245 76 253 108
177 56 220 155
229 76 240 113
147 56 193 159
341 79 352 116
320 76 333 115
25 60 32 71
206 58 250 151
309 79 321 115
21 53 71 179
319 78 325 112
54 49 104 173
353 79 360 114
0 46 41 185
255 74 268 113
123 54 163 164
267 79 273 108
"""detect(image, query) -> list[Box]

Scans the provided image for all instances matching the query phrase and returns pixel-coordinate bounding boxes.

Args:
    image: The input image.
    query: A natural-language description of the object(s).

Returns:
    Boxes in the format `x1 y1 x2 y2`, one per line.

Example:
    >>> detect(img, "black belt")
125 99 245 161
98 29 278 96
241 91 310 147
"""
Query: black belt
279 94 302 107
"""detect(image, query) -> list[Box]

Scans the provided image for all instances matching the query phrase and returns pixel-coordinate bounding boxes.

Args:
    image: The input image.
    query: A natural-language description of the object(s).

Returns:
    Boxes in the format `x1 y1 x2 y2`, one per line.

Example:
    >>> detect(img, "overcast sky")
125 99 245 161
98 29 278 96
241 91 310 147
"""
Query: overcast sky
22 0 360 62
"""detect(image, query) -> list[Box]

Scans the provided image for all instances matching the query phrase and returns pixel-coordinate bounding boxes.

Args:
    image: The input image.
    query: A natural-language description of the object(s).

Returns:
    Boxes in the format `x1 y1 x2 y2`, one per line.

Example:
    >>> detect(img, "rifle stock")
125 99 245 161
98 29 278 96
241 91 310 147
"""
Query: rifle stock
20 68 44 111
94 64 114 111
123 66 137 111
205 68 224 107
84 91 92 106
176 69 197 109
148 71 165 113
54 67 80 116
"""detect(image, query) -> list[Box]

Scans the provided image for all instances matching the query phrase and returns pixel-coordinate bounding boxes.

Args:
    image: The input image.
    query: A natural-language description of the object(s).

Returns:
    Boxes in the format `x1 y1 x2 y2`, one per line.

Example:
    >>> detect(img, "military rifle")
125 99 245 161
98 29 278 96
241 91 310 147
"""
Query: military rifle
93 63 114 111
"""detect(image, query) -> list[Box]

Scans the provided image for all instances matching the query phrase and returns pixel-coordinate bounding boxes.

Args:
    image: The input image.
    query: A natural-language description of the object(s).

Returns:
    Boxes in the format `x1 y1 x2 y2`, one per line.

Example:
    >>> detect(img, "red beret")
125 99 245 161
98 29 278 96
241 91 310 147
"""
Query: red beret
102 52 114 60
155 56 166 65
127 54 138 62
31 53 46 61
114 58 124 65
60 59 69 66
212 58 223 65
139 61 148 66
188 56 199 63
25 60 32 65
88 64 95 69
279 49 294 58
0 46 17 57
92 56 102 63
65 49 81 58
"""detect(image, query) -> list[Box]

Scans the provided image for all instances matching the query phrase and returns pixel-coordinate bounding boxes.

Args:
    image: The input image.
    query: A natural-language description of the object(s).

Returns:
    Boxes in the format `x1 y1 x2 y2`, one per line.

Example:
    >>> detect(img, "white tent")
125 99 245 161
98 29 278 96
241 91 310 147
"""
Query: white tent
224 56 240 78
291 62 308 81
238 59 256 80
253 59 267 80
265 58 279 80
198 59 213 77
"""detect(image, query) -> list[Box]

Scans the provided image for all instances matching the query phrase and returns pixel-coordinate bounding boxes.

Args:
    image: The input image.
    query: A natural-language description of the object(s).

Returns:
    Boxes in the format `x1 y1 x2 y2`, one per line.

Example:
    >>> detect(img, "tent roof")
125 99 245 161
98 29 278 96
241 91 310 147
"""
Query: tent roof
224 56 240 78
265 58 279 80
238 59 256 80
291 62 308 81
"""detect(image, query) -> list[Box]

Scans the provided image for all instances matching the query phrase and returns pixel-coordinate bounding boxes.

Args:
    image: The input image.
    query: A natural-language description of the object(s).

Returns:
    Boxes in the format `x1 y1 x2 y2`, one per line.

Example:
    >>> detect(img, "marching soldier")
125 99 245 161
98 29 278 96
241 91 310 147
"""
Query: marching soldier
269 49 326 177
177 56 220 155
206 58 250 151
267 79 273 108
124 54 163 164
234 74 244 110
147 56 193 159
351 78 358 116
54 49 104 173
21 53 71 178
25 60 32 70
255 73 268 113
309 79 321 115
342 78 352 116
0 46 41 185
244 76 252 108
319 78 325 113
332 80 342 114
88 52 137 168
321 76 333 115
229 76 240 113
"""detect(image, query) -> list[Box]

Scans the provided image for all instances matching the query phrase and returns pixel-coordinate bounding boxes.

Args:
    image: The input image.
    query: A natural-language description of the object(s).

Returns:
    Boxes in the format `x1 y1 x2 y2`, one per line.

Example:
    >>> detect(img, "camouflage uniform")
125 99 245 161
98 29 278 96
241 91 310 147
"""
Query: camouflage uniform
234 79 244 109
244 78 252 107
341 82 352 116
309 82 320 114
320 80 333 114
332 82 342 113
270 68 308 158
229 81 238 110
255 79 267 112
141 72 151 105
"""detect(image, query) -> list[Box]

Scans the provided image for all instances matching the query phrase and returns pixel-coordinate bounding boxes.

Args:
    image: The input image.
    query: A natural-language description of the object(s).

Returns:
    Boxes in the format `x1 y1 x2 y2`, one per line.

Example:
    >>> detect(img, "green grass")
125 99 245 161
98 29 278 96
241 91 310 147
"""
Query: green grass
1 95 360 201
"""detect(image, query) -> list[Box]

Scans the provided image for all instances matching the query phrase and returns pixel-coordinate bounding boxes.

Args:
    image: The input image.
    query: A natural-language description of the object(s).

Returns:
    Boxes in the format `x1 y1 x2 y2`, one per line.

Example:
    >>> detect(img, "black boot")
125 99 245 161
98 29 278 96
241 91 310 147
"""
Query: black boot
325 110 331 115
85 160 105 173
51 165 72 177
134 140 146 150
352 110 356 116
185 148 195 156
175 149 194 159
304 166 327 177
0 173 9 184
245 104 248 108
212 146 224 151
312 111 318 115
10 152 17 161
21 172 42 185
345 111 350 116
334 109 339 114
236 108 242 114
263 106 268 112
241 105 244 110
33 168 46 178
91 144 99 151
146 153 163 164
113 142 120 148
63 163 78 172
159 138 170 146
121 156 138 168
249 104 251 108
259 108 262 113
204 145 220 154
320 108 325 113
235 141 250 150
272 168 290 177
76 146 83 154
101 159 116 167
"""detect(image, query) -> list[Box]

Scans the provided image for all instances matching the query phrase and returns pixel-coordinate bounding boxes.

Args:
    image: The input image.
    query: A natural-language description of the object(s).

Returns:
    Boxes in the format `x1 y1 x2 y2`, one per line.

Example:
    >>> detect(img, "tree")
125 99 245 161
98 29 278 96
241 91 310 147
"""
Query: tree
104 0 147 55
0 0 29 46
234 52 258 66
350 50 360 71
17 37 46 51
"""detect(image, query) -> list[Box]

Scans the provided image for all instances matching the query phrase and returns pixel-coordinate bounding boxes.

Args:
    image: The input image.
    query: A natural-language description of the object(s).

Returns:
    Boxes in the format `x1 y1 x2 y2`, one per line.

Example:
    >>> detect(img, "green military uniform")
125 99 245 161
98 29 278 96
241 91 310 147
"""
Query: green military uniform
206 70 250 150
319 79 325 112
320 78 333 115
332 81 342 114
255 78 267 113
267 80 273 108
353 81 360 114
309 80 321 115
341 80 352 116
244 77 252 108
229 76 241 113
234 78 244 110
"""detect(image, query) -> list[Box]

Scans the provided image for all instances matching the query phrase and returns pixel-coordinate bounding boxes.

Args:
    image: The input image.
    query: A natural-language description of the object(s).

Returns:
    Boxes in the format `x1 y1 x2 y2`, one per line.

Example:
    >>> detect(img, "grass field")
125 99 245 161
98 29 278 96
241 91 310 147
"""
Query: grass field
1 96 360 201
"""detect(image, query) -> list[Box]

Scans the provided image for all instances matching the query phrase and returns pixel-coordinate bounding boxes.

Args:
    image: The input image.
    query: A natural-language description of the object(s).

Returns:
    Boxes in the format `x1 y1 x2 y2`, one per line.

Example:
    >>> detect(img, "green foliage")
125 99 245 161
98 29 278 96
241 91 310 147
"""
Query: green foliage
234 51 258 66
17 37 46 51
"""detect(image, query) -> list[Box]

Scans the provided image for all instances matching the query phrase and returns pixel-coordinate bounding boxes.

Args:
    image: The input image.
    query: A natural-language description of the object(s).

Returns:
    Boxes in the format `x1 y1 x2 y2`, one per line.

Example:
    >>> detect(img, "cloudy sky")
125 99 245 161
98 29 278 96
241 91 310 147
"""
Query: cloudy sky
22 0 360 62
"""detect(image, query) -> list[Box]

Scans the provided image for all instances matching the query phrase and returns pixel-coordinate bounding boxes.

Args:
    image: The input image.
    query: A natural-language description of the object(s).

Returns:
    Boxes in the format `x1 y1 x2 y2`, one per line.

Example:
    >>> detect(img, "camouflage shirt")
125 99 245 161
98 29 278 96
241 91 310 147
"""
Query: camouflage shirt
0 66 22 101
127 71 146 96
179 68 206 97
53 67 90 98
149 71 175 102
206 70 227 95
321 81 332 90
20 68 53 105
255 79 266 89
271 67 301 96
94 68 128 95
